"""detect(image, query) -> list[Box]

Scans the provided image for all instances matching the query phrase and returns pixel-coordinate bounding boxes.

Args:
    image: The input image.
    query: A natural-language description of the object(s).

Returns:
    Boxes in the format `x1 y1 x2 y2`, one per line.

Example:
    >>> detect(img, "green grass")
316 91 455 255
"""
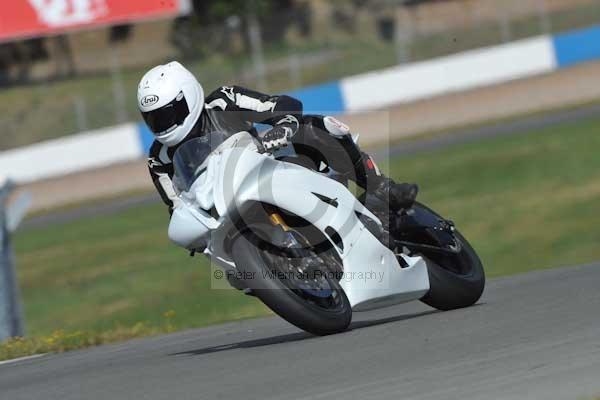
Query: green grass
3 114 600 359
389 117 600 277
14 204 270 337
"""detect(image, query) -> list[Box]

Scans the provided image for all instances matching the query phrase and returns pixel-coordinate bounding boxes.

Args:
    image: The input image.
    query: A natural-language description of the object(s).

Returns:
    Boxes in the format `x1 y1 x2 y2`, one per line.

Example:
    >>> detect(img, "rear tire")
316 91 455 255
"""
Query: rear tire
420 230 485 311
230 231 352 336
401 202 484 311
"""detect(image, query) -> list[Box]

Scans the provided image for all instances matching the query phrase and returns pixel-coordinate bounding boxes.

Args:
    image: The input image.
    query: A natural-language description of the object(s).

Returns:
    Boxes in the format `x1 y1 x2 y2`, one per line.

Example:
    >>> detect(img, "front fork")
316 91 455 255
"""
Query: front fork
264 205 339 279
265 205 309 255
268 207 290 232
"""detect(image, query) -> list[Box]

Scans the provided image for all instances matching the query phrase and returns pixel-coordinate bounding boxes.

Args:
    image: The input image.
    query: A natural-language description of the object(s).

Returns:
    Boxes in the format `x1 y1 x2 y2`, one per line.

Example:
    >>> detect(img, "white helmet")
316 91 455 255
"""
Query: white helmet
138 61 205 147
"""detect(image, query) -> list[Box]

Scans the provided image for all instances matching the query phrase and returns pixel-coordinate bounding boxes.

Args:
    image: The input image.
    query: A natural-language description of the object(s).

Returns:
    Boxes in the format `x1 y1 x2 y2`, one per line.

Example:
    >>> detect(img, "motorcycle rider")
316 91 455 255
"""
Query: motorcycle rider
139 61 418 220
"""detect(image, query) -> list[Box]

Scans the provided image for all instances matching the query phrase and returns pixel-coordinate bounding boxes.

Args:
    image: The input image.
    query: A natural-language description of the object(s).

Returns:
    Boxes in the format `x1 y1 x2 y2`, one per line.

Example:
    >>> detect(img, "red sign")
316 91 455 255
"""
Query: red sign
0 0 187 42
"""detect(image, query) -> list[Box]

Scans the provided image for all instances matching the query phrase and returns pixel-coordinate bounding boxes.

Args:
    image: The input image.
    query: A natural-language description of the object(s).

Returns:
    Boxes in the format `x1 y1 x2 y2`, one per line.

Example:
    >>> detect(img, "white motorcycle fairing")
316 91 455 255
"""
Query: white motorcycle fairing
169 132 430 311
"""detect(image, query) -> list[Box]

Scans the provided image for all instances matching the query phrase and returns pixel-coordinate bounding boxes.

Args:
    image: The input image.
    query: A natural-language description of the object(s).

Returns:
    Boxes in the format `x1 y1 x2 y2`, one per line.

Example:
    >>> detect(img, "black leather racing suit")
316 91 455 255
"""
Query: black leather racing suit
147 86 389 214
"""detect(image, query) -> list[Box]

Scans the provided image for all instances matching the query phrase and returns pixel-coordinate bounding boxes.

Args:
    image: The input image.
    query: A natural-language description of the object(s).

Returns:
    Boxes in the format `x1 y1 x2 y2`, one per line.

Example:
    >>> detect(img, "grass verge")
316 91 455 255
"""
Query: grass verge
388 116 600 276
2 114 600 360
1 321 164 361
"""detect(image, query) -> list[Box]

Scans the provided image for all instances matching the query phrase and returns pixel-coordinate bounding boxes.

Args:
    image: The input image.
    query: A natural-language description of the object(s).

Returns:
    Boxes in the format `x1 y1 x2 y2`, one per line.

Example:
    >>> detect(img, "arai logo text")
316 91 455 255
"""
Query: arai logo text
141 95 160 107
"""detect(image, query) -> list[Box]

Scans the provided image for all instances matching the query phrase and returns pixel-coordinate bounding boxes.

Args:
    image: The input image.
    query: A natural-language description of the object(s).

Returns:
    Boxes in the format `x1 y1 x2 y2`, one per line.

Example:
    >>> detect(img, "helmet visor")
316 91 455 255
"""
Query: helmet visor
141 92 190 134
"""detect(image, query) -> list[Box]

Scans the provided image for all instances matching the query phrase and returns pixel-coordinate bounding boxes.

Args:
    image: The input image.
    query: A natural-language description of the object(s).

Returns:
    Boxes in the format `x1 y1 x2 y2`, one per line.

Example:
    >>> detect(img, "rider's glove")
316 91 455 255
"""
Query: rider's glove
261 125 294 152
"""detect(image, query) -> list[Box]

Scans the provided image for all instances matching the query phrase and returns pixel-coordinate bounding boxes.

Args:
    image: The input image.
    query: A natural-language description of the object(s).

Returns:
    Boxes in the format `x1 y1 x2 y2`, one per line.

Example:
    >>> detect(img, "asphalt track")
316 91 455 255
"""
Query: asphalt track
2 263 600 400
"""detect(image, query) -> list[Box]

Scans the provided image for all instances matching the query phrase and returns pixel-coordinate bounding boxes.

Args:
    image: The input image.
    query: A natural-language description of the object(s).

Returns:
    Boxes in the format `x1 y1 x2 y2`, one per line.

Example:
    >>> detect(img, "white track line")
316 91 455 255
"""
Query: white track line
0 354 46 366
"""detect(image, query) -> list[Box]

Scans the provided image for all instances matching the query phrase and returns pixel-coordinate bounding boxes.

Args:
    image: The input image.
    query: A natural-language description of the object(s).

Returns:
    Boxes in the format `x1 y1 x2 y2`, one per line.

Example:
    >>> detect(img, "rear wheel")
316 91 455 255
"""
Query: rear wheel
230 225 352 336
411 203 485 310
420 230 485 310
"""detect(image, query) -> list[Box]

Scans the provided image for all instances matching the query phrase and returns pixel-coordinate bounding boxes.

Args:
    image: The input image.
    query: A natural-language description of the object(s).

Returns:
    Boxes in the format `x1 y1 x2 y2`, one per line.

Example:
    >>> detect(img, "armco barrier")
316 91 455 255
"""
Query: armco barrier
3 24 600 183
0 124 141 183
552 25 600 68
288 81 346 114
340 36 556 111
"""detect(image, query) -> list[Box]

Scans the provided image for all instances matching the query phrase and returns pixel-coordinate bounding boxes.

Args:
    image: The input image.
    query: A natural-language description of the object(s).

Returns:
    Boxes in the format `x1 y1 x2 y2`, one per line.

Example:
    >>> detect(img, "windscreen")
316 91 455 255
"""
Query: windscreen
172 132 227 194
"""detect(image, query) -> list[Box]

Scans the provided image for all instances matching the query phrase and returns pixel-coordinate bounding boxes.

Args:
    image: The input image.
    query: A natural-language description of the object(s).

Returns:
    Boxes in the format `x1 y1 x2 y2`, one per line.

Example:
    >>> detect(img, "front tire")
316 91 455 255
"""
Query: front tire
230 230 352 336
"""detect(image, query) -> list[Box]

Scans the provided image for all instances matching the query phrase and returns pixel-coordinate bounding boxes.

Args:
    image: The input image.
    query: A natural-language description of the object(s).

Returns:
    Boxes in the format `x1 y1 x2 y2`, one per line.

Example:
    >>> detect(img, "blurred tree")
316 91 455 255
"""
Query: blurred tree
0 44 15 86
0 39 49 86
194 0 274 21
109 25 133 43
53 35 76 79
295 1 313 38
170 0 308 59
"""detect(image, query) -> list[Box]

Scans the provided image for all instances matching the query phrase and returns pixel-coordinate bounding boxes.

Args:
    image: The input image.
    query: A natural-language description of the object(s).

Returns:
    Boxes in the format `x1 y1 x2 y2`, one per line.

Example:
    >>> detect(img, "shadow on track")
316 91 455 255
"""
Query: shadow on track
170 310 438 357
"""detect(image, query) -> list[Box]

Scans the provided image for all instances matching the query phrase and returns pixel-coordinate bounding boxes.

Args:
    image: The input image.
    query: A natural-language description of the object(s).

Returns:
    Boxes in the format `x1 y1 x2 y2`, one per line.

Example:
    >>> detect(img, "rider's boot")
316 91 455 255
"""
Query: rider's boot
370 176 419 211
335 133 419 210
301 115 418 212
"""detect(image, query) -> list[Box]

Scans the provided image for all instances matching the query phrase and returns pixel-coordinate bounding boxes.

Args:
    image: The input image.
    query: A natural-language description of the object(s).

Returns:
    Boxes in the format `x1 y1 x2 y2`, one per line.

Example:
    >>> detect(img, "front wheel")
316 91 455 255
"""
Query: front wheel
230 226 352 336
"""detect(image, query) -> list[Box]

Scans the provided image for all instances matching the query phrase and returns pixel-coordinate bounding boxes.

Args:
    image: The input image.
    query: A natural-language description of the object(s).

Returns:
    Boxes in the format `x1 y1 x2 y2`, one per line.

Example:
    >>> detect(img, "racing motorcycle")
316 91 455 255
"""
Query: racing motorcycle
169 131 485 335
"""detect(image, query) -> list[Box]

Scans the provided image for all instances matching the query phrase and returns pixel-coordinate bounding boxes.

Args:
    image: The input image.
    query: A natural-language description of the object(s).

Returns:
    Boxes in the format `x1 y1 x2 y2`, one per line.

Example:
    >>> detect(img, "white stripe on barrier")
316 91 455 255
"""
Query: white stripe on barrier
0 124 142 184
341 36 557 112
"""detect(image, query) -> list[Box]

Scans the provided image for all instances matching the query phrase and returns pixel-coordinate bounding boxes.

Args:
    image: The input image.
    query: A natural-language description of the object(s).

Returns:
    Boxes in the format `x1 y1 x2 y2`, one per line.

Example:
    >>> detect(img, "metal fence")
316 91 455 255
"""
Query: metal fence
1 0 600 151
